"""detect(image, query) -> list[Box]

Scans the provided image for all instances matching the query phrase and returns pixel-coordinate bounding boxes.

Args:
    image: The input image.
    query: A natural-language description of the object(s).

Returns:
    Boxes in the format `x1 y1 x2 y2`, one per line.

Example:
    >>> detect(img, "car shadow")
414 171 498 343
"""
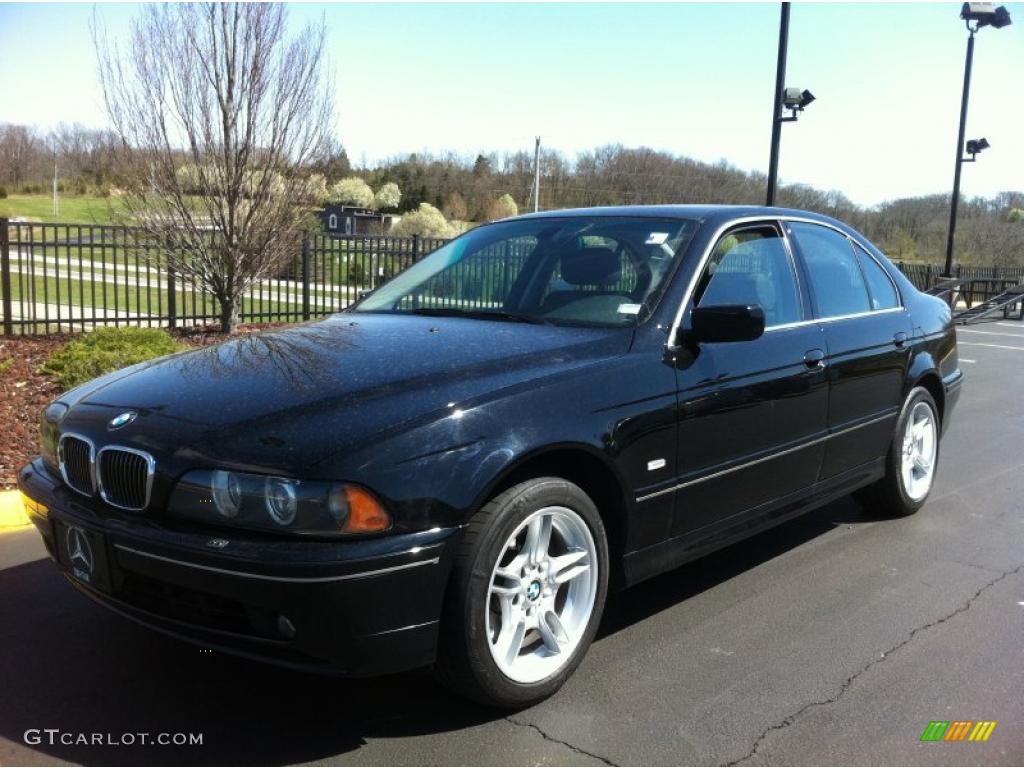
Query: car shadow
0 496 872 765
600 495 874 636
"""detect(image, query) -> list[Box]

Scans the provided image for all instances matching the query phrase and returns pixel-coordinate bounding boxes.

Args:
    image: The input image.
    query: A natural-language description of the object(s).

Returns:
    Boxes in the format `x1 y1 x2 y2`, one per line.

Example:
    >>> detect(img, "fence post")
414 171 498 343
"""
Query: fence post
301 231 311 321
166 237 177 330
412 234 421 262
0 218 11 336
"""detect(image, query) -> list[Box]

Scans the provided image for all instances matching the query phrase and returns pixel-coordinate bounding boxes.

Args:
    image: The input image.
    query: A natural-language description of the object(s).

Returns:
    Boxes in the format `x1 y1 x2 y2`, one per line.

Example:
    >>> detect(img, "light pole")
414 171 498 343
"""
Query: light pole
943 2 1011 277
765 2 815 206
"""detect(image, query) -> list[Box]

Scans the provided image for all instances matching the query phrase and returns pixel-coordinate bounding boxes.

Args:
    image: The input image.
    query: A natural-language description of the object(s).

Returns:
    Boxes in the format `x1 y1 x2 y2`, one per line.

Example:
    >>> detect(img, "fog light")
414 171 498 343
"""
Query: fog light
211 470 241 518
265 477 298 525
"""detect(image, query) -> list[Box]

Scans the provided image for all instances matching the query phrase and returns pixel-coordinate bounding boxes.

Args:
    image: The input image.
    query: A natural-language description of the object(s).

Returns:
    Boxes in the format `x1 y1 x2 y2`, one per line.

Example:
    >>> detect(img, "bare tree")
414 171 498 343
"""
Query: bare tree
0 124 43 189
95 3 334 332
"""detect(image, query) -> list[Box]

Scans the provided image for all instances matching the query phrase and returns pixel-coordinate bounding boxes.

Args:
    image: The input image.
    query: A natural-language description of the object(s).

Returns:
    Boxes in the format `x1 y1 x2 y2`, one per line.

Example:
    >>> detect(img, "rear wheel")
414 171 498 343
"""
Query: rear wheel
435 477 609 708
858 386 939 517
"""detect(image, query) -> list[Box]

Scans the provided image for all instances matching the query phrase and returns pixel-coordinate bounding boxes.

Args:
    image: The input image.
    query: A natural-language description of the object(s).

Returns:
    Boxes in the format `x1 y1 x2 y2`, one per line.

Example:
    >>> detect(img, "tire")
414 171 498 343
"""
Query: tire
435 477 609 708
857 386 940 517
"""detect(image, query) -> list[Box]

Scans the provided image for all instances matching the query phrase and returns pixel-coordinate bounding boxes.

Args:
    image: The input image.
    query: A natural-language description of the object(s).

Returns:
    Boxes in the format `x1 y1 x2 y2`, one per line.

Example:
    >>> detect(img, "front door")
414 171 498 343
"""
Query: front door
669 221 829 538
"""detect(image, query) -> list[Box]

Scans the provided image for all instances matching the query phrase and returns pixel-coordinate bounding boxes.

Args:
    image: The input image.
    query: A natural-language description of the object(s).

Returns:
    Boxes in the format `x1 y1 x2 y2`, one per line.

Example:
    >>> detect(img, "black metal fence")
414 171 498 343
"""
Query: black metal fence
3 218 1023 336
895 261 1024 292
0 219 446 334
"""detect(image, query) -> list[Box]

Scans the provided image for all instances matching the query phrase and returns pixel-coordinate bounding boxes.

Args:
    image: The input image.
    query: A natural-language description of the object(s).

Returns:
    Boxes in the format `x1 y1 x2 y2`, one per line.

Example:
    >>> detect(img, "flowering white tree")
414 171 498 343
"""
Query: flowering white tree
303 174 329 204
373 182 401 211
329 177 374 208
487 193 518 221
391 203 454 238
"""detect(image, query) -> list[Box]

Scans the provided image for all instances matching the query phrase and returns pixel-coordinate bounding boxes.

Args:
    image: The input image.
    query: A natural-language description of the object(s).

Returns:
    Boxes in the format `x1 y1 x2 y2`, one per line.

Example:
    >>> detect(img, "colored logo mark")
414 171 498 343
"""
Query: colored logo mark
920 721 997 742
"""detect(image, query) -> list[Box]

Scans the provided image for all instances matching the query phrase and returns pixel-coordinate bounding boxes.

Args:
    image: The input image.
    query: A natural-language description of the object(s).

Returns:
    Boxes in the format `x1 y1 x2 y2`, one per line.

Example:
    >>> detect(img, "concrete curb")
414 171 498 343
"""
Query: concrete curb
0 490 31 528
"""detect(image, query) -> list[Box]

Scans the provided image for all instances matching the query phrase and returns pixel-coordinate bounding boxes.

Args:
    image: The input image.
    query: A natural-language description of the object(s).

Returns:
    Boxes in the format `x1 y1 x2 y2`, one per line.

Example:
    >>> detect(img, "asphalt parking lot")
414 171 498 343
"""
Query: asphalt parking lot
1 321 1023 767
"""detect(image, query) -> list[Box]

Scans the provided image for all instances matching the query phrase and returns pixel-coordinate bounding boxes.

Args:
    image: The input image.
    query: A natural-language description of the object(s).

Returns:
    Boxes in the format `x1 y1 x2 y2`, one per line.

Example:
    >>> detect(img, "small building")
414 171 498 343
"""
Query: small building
319 204 396 236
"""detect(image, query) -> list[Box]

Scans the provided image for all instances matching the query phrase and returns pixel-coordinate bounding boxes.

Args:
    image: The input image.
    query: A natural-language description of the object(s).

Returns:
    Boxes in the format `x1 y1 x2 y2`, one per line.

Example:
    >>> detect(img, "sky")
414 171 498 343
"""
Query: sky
0 1 1021 207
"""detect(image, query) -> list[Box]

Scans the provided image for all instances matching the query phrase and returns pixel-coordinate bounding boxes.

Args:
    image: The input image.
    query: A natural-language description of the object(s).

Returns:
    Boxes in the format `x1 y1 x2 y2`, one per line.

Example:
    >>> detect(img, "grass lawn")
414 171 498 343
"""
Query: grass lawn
0 194 125 225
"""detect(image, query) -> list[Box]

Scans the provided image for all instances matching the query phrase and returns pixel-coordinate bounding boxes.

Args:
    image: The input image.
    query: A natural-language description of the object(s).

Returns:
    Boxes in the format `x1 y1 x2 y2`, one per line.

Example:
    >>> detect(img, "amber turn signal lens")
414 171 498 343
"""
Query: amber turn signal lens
19 492 48 519
342 486 392 533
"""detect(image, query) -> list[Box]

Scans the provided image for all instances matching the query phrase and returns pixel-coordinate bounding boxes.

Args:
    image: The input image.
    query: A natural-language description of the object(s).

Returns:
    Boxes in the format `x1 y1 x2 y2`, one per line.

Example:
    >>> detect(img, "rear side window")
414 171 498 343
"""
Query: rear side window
789 222 871 319
855 246 900 310
696 226 802 328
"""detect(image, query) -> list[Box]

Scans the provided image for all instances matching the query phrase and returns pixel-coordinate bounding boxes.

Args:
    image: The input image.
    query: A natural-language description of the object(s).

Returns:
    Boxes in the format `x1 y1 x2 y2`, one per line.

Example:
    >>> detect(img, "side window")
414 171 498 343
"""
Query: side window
790 223 871 319
855 245 900 310
696 226 802 328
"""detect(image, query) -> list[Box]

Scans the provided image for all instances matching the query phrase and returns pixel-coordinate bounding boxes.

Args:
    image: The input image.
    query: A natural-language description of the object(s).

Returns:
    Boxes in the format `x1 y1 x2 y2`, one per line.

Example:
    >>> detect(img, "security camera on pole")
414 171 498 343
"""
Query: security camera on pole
943 2 1012 278
765 2 816 206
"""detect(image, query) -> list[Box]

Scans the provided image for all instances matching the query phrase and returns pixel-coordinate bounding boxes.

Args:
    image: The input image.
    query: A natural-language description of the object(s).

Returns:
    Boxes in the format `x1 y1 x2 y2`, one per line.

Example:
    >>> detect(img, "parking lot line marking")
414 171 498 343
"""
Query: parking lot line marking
960 359 977 363
0 491 30 529
958 329 1024 338
958 341 1024 352
995 322 1024 328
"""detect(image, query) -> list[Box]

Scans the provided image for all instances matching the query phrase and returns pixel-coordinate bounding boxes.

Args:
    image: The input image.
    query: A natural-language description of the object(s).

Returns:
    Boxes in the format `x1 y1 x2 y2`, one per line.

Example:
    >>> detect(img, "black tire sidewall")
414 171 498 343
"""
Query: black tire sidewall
458 478 609 708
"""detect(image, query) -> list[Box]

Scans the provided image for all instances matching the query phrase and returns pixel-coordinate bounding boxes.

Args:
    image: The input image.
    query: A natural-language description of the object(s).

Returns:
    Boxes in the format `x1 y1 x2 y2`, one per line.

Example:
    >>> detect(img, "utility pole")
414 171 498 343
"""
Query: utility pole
765 2 790 206
943 28 975 277
52 162 59 218
532 136 541 213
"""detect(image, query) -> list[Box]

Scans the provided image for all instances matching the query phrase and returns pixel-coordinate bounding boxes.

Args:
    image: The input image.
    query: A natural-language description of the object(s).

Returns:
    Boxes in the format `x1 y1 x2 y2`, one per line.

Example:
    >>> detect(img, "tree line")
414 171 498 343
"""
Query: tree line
362 146 1024 268
3 120 1021 268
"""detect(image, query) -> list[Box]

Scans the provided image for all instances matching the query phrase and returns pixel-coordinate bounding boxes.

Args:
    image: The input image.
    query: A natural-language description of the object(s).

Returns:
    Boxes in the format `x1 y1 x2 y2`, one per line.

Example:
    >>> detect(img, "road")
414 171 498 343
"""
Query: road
1 322 1023 766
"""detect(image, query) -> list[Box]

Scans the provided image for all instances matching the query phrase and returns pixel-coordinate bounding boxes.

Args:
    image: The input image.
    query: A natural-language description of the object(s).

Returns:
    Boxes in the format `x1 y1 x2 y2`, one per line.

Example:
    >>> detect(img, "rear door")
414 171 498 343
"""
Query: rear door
669 221 829 537
785 221 912 480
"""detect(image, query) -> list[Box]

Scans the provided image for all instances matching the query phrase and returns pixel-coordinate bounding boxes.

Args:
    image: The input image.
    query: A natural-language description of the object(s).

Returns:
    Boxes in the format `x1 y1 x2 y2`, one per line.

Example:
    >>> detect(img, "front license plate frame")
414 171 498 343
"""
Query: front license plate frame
54 520 113 593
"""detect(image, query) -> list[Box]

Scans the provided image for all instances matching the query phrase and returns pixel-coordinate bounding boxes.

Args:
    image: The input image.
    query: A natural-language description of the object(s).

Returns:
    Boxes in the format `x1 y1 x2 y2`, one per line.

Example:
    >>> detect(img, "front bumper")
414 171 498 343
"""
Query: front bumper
18 459 459 676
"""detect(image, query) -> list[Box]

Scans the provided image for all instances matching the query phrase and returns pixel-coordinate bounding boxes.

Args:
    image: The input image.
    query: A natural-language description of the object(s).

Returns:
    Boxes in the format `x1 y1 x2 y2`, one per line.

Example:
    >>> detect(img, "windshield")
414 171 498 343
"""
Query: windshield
353 216 698 327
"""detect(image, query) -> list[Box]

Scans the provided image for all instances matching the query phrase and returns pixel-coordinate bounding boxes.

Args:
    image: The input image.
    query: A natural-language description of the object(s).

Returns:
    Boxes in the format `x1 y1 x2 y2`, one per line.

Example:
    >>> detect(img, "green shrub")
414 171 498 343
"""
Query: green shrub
0 357 12 375
41 327 186 390
0 187 7 199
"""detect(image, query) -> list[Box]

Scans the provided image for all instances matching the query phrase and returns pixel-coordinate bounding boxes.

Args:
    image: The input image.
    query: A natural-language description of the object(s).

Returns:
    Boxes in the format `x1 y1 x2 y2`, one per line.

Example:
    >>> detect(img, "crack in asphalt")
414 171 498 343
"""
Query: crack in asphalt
506 715 619 766
723 562 1024 767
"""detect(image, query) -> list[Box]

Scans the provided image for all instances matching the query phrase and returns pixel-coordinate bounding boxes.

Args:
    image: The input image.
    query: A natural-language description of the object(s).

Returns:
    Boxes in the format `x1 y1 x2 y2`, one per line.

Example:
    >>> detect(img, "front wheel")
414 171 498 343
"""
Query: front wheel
435 478 609 708
858 386 940 517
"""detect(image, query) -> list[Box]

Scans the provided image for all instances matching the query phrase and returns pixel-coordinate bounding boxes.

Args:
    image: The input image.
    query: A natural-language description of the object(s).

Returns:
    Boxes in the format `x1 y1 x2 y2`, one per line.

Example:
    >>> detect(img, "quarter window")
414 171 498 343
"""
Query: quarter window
856 246 900 310
696 226 803 328
789 223 871 319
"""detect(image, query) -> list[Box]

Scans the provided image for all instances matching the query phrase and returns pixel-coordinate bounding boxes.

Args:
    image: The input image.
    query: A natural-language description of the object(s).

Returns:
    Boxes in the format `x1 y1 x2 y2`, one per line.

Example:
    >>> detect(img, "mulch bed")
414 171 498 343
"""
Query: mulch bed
0 323 286 489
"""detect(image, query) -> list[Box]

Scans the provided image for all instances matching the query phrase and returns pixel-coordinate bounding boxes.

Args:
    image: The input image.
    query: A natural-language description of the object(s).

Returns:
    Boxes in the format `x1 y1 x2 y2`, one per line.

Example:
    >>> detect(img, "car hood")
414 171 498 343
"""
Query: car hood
59 313 632 472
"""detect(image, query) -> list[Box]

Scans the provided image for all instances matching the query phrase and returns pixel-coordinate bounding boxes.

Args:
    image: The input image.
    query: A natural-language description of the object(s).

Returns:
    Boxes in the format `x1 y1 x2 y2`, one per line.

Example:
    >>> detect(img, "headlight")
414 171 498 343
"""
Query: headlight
39 402 68 471
211 470 242 518
264 476 298 525
168 469 391 536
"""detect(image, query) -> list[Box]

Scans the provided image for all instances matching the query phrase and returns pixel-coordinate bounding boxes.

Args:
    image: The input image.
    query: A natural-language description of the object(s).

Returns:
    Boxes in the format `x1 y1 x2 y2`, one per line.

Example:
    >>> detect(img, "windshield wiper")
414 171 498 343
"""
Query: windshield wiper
408 307 551 325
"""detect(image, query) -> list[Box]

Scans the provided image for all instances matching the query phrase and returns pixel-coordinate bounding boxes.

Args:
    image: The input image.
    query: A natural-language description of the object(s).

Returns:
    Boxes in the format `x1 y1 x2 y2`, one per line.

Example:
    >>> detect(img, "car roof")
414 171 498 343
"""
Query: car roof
507 204 840 227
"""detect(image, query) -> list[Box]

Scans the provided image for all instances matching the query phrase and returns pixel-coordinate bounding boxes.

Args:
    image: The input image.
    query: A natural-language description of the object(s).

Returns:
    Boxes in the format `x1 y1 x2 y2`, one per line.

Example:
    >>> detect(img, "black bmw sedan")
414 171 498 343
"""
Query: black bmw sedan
20 206 961 707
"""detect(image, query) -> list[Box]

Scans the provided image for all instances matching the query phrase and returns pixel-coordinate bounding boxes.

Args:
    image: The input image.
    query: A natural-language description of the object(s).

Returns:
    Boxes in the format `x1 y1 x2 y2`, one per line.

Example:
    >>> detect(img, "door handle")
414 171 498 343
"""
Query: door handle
803 349 826 369
893 332 908 349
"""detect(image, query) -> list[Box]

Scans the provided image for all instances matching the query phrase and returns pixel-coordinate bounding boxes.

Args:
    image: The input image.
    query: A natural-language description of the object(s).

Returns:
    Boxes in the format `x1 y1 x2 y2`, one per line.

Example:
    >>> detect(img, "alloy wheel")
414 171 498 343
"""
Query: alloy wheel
485 505 598 684
901 400 937 501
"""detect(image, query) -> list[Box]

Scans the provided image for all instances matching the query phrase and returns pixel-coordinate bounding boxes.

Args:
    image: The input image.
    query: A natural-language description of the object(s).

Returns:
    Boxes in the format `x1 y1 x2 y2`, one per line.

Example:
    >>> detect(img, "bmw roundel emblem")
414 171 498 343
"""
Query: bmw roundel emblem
108 411 137 430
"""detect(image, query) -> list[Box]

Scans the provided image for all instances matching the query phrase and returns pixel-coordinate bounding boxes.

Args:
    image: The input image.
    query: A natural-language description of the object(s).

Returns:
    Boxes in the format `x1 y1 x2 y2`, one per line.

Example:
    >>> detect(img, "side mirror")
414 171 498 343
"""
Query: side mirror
688 304 765 344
